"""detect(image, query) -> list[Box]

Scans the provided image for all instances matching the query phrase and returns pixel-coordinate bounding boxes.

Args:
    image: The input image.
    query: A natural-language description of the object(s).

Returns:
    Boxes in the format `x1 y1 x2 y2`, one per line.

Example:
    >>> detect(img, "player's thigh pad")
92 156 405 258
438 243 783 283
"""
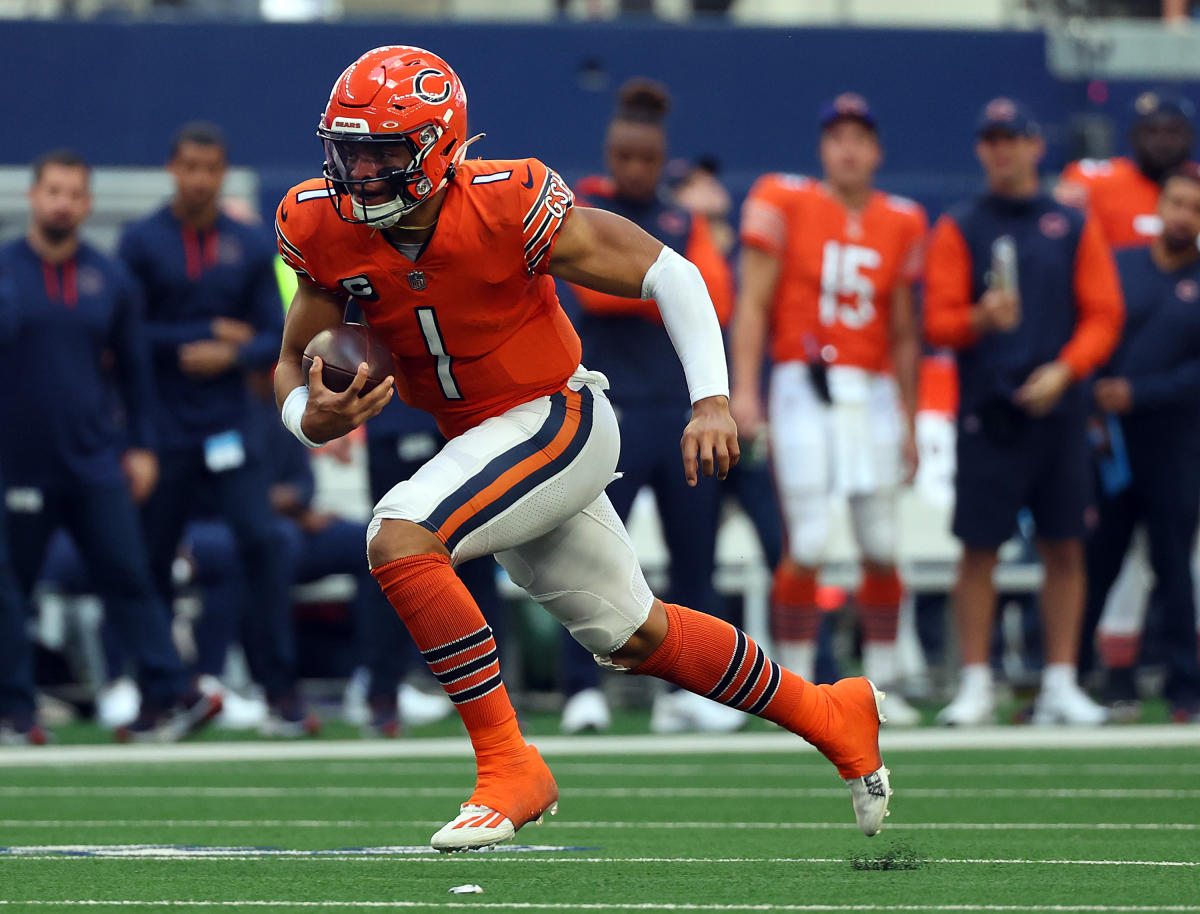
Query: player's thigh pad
368 371 620 565
848 490 899 565
495 493 654 656
769 362 831 566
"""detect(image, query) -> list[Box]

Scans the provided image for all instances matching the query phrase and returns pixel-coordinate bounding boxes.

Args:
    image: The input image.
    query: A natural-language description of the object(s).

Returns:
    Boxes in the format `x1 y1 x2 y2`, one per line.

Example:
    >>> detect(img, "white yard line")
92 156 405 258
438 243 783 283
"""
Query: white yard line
0 820 1195 832
2 904 1200 911
1 726 1198 768
1 848 1196 866
2 786 1196 799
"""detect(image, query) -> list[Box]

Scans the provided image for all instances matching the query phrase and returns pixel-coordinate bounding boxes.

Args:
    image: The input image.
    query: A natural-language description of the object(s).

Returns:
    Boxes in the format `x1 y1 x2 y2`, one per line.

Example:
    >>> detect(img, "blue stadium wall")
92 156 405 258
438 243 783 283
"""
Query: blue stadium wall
4 20 1197 218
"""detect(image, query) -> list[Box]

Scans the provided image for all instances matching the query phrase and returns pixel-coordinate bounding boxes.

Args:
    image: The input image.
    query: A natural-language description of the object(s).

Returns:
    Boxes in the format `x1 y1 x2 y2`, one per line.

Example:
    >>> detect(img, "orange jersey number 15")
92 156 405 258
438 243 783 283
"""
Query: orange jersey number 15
819 240 882 330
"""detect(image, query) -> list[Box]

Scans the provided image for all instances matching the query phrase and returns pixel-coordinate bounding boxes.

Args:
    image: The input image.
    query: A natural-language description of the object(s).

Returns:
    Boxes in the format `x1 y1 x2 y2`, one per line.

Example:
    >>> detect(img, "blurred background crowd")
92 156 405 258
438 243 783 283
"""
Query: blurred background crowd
1 0 1200 744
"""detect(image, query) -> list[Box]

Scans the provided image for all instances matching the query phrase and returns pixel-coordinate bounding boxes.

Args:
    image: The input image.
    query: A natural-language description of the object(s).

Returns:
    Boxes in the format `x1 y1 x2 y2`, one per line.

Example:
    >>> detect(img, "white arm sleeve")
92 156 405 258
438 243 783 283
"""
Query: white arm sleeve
281 385 322 449
640 245 730 404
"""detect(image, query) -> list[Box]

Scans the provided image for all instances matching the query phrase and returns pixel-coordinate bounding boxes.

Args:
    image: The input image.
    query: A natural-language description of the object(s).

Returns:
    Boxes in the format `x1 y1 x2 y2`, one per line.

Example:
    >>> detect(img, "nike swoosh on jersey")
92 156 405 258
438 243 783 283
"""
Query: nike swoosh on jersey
521 165 534 189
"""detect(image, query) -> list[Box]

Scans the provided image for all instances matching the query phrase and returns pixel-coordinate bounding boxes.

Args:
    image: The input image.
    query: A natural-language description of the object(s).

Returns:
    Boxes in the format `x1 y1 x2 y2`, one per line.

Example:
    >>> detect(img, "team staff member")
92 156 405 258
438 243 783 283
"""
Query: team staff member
0 149 219 741
1058 91 1196 701
0 270 45 745
731 93 926 725
118 124 314 736
561 78 741 735
1057 89 1194 249
276 46 891 852
924 99 1124 726
1082 167 1200 723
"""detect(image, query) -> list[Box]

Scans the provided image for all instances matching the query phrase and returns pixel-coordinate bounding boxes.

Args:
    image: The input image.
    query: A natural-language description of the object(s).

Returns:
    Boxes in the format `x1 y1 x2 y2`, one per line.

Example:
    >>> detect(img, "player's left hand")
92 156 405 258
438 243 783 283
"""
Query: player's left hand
1014 360 1072 417
179 339 239 377
1094 377 1133 415
121 448 159 503
681 395 740 487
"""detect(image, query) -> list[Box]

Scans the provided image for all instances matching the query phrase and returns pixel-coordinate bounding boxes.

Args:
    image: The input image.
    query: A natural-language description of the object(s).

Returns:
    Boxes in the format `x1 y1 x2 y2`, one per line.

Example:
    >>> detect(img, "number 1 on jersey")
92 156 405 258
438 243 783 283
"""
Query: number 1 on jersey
415 307 464 401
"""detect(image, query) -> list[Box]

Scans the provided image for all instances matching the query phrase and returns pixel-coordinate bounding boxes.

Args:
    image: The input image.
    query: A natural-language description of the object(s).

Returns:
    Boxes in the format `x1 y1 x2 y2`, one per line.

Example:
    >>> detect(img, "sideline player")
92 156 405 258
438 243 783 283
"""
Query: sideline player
274 46 891 852
1057 89 1194 249
730 93 926 725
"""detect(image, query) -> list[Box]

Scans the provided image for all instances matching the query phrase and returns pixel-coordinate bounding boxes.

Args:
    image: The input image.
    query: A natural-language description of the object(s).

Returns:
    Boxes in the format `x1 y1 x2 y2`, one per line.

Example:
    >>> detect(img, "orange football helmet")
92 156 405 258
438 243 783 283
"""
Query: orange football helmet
318 46 472 227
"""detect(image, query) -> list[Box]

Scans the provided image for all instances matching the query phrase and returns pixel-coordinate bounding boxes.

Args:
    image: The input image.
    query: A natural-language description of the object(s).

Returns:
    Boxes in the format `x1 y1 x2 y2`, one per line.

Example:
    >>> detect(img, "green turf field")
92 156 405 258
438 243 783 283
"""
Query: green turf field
1 729 1198 913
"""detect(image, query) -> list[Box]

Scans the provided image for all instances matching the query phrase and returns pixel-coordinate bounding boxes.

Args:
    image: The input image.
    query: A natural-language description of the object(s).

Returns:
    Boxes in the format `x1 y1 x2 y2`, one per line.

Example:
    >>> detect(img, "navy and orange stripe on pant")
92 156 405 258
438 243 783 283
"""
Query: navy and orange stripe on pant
420 386 595 553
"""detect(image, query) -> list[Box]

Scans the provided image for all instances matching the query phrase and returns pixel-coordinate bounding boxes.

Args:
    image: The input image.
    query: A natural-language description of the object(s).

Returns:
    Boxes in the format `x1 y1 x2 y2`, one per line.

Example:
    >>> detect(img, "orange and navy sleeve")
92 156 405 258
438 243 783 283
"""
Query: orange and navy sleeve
274 182 330 284
922 214 977 349
1060 215 1125 379
739 174 794 256
519 159 575 276
685 213 735 326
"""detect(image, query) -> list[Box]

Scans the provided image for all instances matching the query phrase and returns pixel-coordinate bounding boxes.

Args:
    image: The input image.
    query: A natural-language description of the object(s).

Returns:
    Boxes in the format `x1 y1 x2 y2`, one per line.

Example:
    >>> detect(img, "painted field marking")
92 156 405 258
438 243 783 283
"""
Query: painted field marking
0 820 1195 832
2 904 1200 911
2 786 1197 799
1 847 1196 866
1 725 1198 768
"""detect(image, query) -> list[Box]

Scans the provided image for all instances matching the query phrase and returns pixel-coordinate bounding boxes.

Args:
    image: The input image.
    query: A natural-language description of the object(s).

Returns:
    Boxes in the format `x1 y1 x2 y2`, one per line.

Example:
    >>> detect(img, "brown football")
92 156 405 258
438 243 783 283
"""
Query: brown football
302 323 395 395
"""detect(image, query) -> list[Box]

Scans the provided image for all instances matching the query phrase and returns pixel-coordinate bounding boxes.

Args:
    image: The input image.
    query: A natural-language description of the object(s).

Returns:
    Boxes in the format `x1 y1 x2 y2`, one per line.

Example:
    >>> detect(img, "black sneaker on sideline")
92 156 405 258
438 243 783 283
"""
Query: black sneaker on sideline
115 691 222 743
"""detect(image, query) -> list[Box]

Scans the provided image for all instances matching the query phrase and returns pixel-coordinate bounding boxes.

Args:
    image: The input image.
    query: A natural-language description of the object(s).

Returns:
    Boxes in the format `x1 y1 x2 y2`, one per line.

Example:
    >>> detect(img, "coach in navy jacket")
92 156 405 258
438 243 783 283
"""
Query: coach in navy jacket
0 150 203 738
118 124 312 732
1081 166 1200 719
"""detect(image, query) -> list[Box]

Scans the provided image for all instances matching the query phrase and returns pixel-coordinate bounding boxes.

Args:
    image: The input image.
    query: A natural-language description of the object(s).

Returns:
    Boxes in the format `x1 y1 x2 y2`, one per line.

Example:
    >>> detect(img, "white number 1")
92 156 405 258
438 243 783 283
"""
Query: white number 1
415 307 464 401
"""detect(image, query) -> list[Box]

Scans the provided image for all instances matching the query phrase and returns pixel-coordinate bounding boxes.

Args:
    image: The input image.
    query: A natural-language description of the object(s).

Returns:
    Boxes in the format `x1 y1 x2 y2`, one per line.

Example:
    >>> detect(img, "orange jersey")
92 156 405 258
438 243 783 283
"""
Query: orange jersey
276 159 582 439
1056 157 1162 249
739 174 927 373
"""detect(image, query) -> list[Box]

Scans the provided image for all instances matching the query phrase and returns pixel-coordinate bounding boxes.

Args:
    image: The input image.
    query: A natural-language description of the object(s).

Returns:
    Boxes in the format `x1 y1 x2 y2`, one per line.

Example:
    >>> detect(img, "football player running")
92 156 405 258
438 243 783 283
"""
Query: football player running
274 47 891 853
730 94 927 725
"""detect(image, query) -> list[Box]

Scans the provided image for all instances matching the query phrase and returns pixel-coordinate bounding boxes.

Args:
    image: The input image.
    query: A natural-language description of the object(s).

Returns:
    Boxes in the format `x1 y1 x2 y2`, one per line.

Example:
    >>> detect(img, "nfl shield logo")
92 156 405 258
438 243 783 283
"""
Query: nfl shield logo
408 271 426 291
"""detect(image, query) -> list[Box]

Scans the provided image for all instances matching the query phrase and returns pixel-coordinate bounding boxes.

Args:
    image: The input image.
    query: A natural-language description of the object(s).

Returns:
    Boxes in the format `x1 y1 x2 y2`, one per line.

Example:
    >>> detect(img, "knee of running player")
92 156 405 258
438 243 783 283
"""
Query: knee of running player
366 516 448 569
605 599 669 668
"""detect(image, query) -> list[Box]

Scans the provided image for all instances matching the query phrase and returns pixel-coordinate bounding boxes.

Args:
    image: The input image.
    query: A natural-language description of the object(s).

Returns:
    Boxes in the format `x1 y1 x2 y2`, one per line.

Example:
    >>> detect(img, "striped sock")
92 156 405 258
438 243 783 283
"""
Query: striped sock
372 553 524 757
634 602 830 743
771 564 820 643
858 567 902 644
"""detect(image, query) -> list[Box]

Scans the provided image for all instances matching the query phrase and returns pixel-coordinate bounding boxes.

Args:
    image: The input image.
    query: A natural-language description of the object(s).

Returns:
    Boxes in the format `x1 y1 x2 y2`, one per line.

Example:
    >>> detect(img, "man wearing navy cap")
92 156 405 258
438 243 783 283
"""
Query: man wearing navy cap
924 98 1124 725
1058 88 1195 249
733 93 927 723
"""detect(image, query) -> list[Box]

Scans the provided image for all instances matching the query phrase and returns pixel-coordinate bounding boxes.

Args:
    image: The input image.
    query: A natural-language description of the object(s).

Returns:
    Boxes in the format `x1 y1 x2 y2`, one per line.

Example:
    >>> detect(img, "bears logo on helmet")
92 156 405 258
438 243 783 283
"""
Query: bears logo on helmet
317 46 477 228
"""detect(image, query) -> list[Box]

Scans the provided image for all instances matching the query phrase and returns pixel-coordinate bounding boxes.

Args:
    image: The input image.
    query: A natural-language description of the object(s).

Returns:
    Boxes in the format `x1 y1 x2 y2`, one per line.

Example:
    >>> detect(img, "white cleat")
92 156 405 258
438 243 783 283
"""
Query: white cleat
398 683 454 727
842 681 892 837
936 680 996 727
96 677 141 730
846 765 893 837
650 689 746 734
430 802 558 853
560 688 612 734
1032 682 1109 726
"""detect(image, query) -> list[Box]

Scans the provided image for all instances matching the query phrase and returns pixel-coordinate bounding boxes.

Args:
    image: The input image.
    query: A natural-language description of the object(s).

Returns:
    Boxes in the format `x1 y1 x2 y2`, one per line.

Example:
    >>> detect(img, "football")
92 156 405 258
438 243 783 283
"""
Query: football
302 323 395 395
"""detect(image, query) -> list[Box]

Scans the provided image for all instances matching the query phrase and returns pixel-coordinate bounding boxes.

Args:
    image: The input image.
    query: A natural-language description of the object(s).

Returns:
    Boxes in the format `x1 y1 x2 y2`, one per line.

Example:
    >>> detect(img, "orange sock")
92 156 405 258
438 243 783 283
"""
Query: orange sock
634 603 880 779
372 554 524 758
771 565 820 642
857 568 902 643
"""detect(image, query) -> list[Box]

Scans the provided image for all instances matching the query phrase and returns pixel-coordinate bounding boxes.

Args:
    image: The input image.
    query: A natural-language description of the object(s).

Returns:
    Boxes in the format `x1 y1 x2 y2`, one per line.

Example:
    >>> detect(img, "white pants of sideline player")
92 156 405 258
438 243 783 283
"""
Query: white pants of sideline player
768 361 903 567
367 366 654 658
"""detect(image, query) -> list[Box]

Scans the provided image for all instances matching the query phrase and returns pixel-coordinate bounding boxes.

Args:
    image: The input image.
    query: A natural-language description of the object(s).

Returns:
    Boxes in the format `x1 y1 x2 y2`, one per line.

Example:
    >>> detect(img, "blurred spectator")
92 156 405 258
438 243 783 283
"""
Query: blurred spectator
1057 89 1195 249
731 93 926 724
924 98 1123 725
0 149 220 741
561 77 741 734
0 268 45 745
117 123 314 735
1083 166 1200 723
1058 89 1197 700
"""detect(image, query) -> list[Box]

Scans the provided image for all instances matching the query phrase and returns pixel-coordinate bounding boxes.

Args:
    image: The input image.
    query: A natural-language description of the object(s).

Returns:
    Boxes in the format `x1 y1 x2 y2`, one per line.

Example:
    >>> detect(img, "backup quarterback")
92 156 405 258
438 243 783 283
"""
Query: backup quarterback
274 46 892 852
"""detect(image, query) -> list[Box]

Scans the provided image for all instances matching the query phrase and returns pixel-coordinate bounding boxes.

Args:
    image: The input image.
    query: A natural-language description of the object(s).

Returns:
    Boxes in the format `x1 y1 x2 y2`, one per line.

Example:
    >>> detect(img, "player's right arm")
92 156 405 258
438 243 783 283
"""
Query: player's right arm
729 176 788 435
274 274 393 446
